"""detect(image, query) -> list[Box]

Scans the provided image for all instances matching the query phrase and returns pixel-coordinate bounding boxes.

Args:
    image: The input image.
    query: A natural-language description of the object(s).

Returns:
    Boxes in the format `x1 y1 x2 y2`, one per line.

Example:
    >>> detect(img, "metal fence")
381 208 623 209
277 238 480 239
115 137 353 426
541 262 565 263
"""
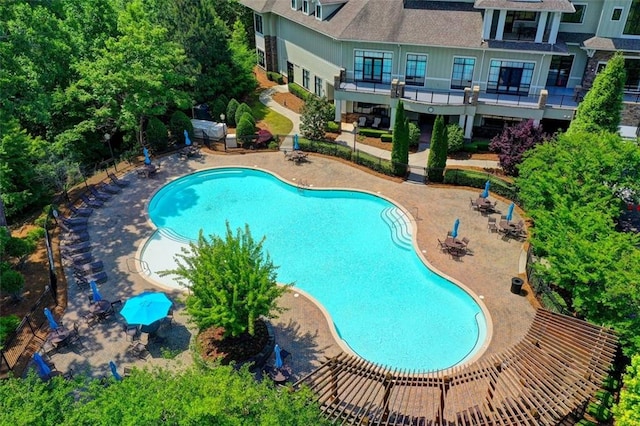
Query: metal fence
525 245 571 315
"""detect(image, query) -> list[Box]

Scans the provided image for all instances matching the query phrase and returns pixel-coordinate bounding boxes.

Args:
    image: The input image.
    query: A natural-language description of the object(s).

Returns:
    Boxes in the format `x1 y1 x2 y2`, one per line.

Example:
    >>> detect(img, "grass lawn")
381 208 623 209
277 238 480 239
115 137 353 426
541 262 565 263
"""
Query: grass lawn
251 100 293 136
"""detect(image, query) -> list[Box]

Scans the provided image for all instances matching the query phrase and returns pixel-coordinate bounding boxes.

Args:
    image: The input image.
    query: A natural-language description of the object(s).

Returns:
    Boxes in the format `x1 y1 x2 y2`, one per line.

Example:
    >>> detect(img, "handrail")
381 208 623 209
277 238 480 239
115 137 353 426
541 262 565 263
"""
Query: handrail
126 257 151 275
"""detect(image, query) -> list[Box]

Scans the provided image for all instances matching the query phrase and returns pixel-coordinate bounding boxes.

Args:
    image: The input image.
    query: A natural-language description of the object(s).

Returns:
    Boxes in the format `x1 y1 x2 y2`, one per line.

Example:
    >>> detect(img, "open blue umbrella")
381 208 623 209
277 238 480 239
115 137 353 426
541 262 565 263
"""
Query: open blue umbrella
293 134 300 151
90 280 102 302
481 180 491 198
506 203 515 222
274 344 283 369
451 218 460 239
120 292 172 326
33 353 51 379
184 129 192 146
109 361 123 381
143 147 151 165
44 307 58 330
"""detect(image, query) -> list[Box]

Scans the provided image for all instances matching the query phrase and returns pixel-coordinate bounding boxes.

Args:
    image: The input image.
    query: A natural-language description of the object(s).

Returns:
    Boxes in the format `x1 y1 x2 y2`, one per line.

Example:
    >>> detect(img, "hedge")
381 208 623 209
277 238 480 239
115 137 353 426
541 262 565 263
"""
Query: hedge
358 128 391 138
463 140 490 152
296 138 395 176
266 71 284 84
325 121 340 133
380 134 393 142
288 82 313 102
443 169 517 200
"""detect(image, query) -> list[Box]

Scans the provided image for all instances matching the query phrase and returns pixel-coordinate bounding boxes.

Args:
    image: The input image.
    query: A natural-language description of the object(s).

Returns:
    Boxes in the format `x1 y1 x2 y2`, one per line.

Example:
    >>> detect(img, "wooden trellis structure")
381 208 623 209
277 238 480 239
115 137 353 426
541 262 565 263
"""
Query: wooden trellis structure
293 309 618 425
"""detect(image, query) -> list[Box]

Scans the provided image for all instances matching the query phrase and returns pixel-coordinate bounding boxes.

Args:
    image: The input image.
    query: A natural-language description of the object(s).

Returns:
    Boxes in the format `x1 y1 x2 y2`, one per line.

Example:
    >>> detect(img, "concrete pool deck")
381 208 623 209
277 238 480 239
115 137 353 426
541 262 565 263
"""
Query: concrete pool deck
49 150 535 381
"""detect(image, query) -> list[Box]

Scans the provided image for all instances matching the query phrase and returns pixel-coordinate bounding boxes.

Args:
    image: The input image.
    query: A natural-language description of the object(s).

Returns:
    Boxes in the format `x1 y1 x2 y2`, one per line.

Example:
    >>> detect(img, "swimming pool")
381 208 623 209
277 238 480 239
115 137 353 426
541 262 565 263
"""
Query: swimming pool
141 167 488 371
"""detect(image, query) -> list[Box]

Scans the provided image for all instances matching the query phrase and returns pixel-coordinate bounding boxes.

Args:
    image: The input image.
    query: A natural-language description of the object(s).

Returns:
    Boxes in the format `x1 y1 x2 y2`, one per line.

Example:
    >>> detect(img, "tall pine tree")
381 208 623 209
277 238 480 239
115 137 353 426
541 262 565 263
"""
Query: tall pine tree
391 101 409 177
426 115 448 183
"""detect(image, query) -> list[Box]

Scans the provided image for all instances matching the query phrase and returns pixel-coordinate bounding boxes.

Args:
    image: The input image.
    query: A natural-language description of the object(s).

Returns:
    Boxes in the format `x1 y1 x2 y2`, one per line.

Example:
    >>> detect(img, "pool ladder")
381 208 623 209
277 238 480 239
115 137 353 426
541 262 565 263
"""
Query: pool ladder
380 207 412 250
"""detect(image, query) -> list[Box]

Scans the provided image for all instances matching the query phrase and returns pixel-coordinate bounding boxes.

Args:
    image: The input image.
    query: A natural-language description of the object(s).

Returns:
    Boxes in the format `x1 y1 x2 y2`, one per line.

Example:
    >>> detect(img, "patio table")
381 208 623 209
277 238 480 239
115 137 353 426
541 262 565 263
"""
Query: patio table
47 327 71 346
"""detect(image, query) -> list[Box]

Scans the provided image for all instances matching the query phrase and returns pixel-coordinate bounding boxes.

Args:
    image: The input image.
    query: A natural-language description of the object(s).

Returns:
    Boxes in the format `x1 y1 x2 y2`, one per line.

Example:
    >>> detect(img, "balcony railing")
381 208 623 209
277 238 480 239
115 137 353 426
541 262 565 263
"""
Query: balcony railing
338 80 391 95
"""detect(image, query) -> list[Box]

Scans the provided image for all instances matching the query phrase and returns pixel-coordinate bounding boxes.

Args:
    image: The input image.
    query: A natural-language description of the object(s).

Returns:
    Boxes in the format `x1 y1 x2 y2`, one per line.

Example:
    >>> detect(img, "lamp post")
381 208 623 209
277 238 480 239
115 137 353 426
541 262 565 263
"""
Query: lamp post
352 121 358 160
104 133 117 171
220 113 227 152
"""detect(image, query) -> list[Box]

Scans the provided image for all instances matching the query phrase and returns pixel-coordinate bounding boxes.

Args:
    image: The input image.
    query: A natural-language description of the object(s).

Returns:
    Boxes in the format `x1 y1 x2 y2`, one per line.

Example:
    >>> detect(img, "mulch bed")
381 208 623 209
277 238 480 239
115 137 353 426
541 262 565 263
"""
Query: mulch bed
197 320 269 365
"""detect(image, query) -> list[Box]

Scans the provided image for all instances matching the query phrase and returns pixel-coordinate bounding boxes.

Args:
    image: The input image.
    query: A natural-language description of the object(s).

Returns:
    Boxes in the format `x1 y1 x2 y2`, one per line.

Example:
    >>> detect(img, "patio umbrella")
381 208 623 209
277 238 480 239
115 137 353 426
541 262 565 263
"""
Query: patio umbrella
120 292 172 326
44 307 58 330
451 218 460 239
293 134 300 151
33 353 51 378
481 180 491 198
109 361 123 381
274 344 283 369
143 147 151 165
184 129 192 146
90 280 102 302
506 203 515 222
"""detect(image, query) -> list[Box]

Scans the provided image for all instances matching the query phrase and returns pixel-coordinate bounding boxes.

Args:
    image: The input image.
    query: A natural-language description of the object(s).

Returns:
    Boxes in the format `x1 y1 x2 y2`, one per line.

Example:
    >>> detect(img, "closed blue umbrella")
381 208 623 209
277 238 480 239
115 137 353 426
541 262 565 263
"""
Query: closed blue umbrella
143 147 151 165
451 218 460 239
293 134 300 151
506 203 515 222
274 344 283 369
184 129 192 146
481 180 490 198
90 280 102 302
121 292 172 326
44 307 58 330
109 361 123 381
33 353 51 379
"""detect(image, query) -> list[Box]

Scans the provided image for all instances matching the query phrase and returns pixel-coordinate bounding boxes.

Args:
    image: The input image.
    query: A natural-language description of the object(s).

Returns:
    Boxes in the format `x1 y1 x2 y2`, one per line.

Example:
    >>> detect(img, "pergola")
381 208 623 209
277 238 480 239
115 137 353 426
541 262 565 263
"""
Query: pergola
293 309 618 425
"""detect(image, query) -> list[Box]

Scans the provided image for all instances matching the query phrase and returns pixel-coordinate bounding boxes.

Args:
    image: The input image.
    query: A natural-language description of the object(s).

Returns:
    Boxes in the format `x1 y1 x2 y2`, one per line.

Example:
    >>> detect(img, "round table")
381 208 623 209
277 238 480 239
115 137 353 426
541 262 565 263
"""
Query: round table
90 299 111 315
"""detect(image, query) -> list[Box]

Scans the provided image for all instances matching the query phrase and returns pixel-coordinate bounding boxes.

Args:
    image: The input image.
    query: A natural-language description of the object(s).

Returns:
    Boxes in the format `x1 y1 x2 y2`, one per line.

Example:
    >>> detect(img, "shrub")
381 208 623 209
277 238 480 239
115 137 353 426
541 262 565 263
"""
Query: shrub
236 116 255 140
358 128 391 138
239 112 255 127
0 270 24 300
210 99 227 121
408 122 421 147
234 103 253 127
325 121 340 133
288 82 313 102
146 117 169 152
226 99 240 126
381 133 393 142
267 71 284 84
447 124 464 153
169 111 193 145
5 236 36 259
268 141 279 150
0 315 20 350
443 169 517 200
489 120 549 176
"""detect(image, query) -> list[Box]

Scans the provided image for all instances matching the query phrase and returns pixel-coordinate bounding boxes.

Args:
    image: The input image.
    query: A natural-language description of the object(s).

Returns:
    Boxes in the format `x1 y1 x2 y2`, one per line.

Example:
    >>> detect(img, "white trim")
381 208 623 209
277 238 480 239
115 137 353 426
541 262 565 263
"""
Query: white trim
316 3 322 20
611 7 624 22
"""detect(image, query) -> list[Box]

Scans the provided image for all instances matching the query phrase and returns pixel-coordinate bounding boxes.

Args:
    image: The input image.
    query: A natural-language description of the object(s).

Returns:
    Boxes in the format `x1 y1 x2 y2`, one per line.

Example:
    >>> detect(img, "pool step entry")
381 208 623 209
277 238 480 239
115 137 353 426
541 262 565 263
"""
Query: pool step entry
380 207 412 250
158 227 194 245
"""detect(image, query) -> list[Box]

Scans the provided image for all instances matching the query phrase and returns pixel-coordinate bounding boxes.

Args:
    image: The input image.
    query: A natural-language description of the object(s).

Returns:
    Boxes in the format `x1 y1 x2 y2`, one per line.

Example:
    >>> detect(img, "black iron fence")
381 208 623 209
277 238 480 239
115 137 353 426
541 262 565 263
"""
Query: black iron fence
525 245 571 315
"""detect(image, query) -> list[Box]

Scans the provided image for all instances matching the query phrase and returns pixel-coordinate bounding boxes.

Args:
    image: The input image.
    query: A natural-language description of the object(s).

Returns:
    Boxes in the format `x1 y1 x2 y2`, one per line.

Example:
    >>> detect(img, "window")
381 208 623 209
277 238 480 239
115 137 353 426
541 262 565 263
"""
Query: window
303 69 310 89
314 76 323 96
624 0 640 35
405 54 427 86
546 55 574 87
287 62 294 84
612 7 623 21
354 50 393 83
487 60 535 95
291 0 299 10
562 4 586 23
303 0 310 14
257 49 265 68
254 14 263 34
513 11 536 21
624 58 640 91
451 57 475 89
316 4 322 19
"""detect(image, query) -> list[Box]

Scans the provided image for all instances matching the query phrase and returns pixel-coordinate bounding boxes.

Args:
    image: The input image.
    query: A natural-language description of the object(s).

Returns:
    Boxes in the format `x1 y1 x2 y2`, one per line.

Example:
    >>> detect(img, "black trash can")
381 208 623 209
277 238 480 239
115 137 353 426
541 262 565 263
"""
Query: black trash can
511 277 524 294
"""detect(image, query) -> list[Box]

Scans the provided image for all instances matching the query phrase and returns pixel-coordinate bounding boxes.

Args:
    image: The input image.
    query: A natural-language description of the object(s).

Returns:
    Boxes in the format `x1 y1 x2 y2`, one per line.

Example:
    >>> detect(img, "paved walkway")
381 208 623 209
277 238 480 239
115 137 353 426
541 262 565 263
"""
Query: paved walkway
46 151 535 382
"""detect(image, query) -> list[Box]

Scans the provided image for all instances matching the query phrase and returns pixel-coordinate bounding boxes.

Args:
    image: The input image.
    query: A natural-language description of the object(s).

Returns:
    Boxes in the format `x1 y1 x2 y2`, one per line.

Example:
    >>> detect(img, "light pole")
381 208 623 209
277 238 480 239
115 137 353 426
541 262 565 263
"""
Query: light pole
104 133 117 171
352 121 358 160
220 113 227 152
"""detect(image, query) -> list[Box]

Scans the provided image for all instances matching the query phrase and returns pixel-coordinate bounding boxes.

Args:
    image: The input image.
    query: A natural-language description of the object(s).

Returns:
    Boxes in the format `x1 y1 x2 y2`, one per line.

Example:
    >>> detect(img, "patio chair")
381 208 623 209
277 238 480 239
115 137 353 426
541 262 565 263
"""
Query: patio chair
107 171 131 187
436 239 449 253
97 181 121 195
371 117 382 128
110 299 123 313
74 270 108 286
66 321 84 348
89 185 111 201
61 230 90 244
127 341 150 360
487 218 498 233
80 193 104 209
61 241 92 255
67 203 93 217
122 323 139 342
461 237 470 247
358 116 367 127
83 312 99 328
62 251 94 265
469 197 478 210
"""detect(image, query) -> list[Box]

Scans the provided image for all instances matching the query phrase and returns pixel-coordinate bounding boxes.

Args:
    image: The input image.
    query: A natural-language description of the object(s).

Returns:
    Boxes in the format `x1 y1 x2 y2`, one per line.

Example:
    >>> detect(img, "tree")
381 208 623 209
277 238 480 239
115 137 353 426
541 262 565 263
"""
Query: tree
236 116 256 143
446 124 464 153
391 101 409 176
226 99 240 127
164 223 290 337
426 115 448 183
489 119 549 176
169 111 193 145
34 155 83 202
300 96 333 140
569 52 626 134
228 20 257 99
146 117 169 152
614 354 640 426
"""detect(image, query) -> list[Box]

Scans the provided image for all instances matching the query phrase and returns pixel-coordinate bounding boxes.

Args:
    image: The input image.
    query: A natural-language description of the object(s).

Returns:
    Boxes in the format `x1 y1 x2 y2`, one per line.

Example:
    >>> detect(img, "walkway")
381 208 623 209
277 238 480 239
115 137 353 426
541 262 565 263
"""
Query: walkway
46 151 534 382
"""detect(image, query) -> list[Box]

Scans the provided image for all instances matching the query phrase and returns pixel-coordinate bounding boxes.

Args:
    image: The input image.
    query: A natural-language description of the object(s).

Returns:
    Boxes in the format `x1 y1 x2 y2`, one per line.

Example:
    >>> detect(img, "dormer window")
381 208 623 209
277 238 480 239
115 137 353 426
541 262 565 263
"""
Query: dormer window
303 0 311 15
291 0 300 10
316 4 322 20
561 3 586 24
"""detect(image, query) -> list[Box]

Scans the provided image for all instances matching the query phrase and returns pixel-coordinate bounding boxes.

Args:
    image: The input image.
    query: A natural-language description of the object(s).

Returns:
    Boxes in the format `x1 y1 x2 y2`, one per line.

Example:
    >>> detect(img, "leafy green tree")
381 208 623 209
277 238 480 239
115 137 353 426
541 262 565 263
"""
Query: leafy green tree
164 223 290 337
391 101 409 176
426 115 448 183
569 52 626 134
446 124 464 153
517 131 640 355
146 117 169 152
300 96 333 140
226 99 240 126
235 102 253 126
169 111 193 145
614 354 640 426
35 154 83 202
408 121 421 148
228 20 257 98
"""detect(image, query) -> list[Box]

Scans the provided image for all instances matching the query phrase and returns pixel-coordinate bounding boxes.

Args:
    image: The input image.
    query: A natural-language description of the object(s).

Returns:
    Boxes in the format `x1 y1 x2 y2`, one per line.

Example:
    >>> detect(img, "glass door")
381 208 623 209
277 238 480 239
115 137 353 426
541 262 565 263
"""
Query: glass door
546 56 573 87
287 62 294 84
498 67 523 93
363 57 383 82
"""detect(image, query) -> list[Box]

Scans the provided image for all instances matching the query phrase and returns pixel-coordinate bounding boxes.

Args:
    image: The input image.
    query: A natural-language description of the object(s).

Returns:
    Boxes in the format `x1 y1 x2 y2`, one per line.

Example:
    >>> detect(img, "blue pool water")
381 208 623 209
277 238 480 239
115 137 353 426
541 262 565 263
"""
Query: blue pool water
144 167 486 371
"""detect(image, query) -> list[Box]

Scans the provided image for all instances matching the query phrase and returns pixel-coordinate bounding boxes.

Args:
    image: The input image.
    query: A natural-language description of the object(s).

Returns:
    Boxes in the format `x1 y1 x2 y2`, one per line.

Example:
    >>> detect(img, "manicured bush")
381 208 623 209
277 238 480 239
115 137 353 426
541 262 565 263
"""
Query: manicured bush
226 99 240 126
462 144 478 153
267 71 284 84
0 270 24 300
0 315 20 350
236 116 255 140
268 141 279 150
146 117 169 152
234 103 252 127
169 111 193 145
381 133 393 142
447 124 464 153
408 122 421 147
288 82 313 102
443 169 517 200
239 112 255 127
358 128 391 138
325 121 340 133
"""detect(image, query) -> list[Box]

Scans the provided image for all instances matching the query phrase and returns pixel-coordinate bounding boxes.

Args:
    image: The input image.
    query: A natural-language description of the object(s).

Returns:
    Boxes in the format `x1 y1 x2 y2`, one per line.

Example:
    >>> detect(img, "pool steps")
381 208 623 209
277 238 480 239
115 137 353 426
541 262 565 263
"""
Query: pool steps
380 207 412 250
158 227 194 245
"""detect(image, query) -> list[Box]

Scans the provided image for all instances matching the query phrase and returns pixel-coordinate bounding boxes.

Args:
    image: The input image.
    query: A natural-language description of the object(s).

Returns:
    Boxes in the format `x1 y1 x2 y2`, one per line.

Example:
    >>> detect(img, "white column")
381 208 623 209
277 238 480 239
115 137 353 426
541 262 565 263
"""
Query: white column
548 12 561 44
533 119 541 128
482 9 494 40
334 99 342 122
496 10 507 41
389 107 396 129
535 12 548 43
464 115 474 139
458 114 466 128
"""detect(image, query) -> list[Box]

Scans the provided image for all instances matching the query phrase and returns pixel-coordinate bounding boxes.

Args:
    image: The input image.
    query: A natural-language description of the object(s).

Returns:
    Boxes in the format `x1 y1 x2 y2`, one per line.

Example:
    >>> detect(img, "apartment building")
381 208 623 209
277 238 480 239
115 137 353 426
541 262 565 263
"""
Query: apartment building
241 0 640 138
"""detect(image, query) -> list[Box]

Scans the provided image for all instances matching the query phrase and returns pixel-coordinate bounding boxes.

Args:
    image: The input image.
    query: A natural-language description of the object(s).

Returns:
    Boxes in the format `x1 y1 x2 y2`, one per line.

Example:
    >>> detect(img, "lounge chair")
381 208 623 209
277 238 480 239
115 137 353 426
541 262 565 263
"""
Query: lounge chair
89 185 111 201
80 193 104 208
67 203 92 217
62 251 94 265
62 216 88 227
61 231 90 244
60 241 92 254
97 181 121 195
73 260 104 274
74 270 108 285
107 171 131 187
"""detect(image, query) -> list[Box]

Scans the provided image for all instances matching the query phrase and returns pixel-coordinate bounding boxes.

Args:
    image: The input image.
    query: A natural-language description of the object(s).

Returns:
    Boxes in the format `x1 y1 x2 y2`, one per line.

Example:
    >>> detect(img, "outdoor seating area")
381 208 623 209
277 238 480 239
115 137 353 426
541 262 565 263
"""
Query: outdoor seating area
286 150 308 164
264 344 292 386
